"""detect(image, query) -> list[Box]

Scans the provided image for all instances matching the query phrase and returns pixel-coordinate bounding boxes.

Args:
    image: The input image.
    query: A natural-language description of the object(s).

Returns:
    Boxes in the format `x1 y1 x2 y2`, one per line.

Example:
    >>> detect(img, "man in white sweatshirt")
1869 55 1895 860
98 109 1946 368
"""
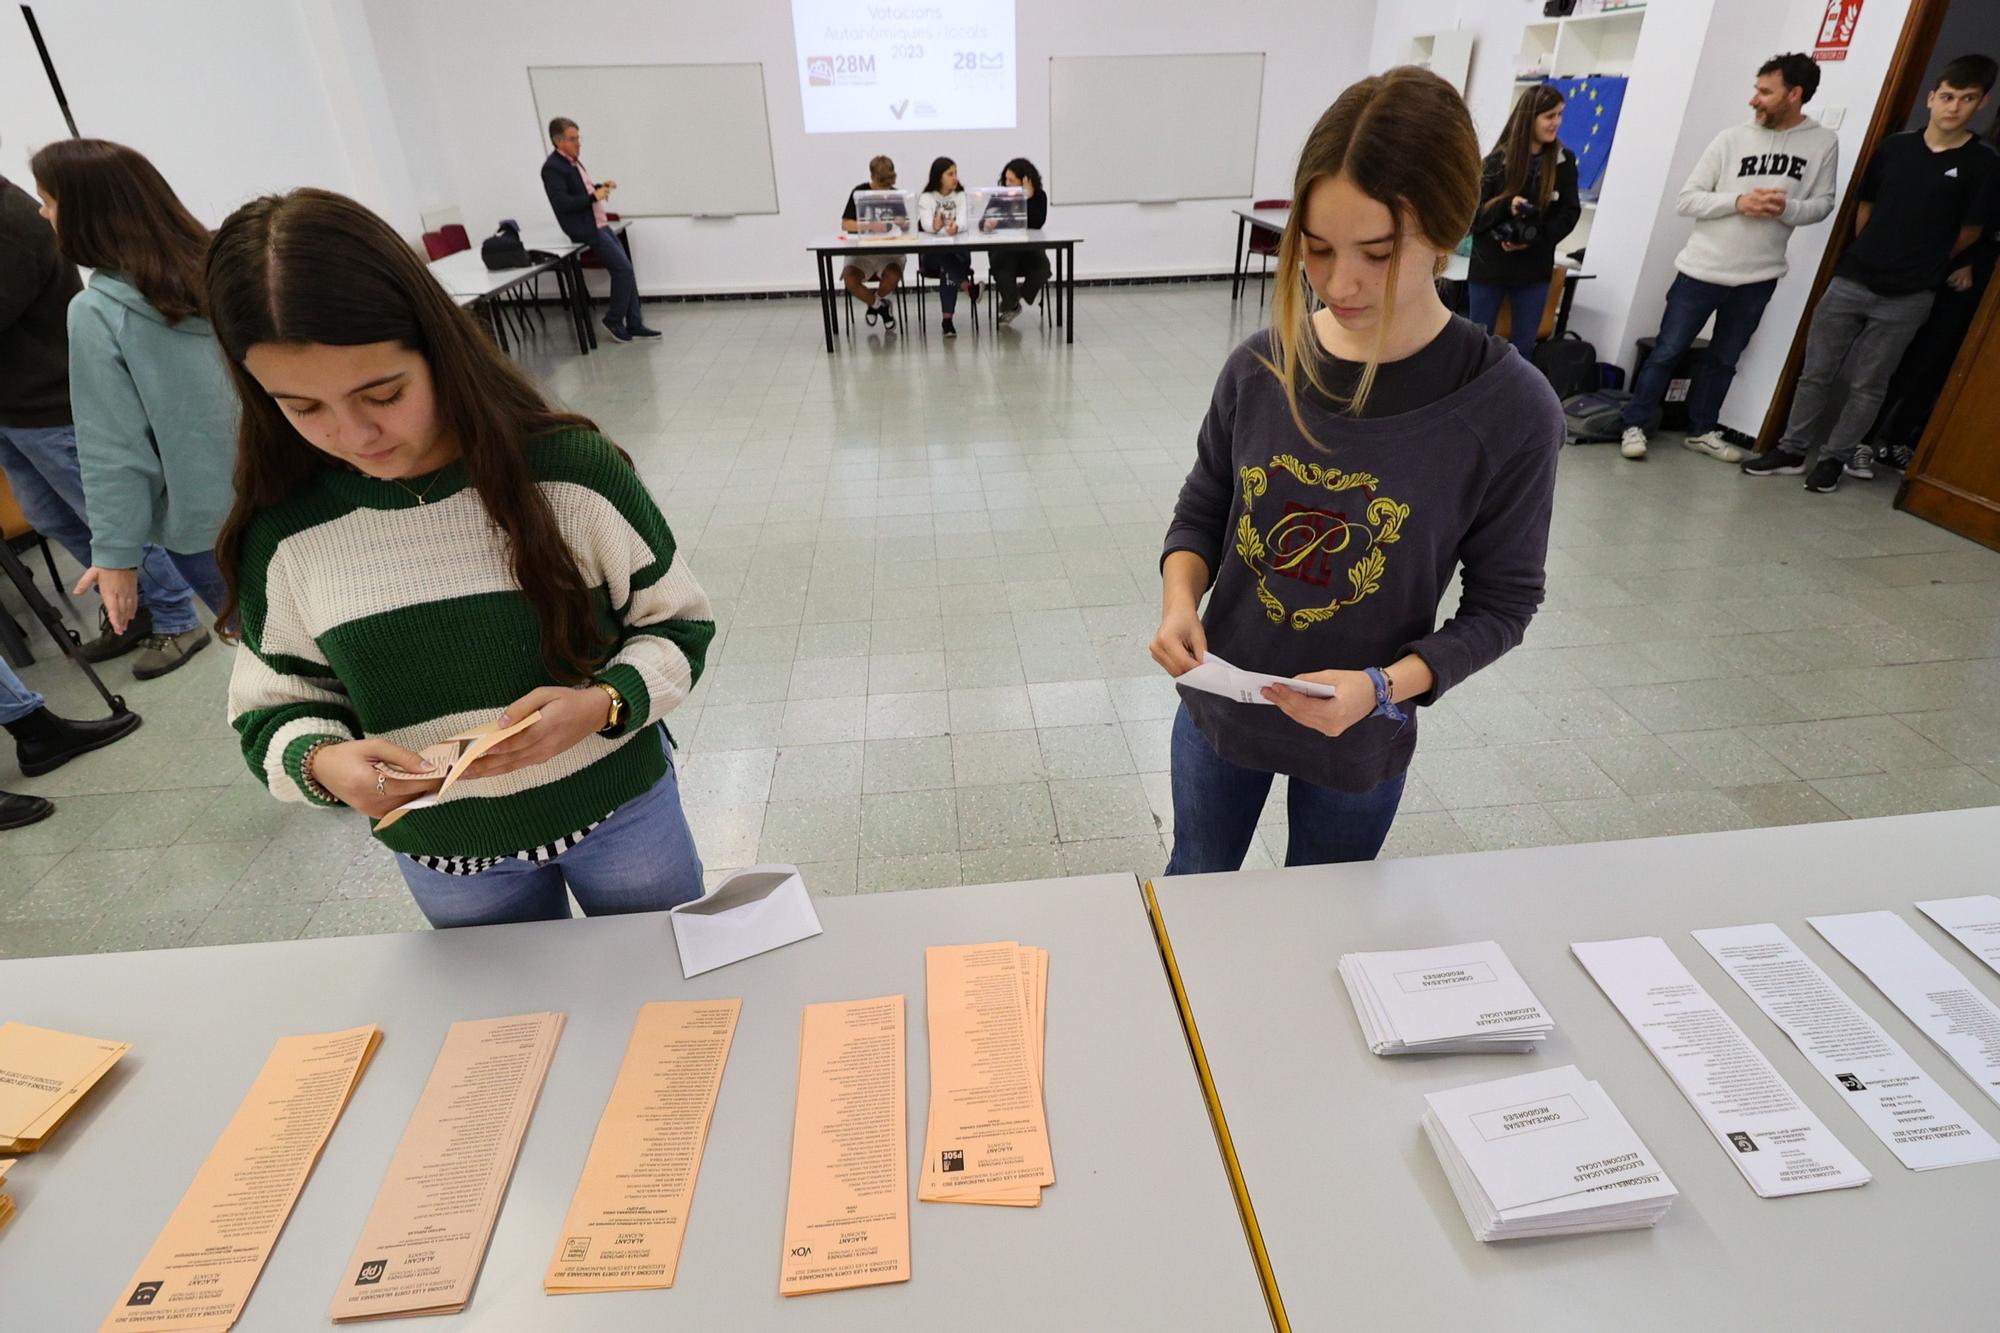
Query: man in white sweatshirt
1620 54 1838 462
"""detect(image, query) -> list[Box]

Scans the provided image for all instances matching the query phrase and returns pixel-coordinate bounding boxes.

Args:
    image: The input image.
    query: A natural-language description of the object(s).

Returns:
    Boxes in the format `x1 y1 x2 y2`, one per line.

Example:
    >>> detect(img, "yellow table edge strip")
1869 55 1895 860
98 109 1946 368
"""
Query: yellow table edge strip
1142 878 1291 1333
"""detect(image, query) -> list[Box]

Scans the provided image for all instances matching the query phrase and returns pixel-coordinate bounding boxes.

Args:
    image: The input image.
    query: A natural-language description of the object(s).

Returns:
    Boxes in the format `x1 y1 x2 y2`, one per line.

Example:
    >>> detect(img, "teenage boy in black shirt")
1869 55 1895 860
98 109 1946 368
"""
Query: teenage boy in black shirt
1745 54 1998 493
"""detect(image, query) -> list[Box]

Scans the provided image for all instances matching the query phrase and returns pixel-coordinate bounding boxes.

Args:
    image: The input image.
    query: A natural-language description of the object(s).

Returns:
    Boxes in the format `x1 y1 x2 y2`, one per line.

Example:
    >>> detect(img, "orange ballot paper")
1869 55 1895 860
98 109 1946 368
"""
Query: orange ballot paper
919 943 1054 1206
102 1025 379 1332
0 1157 15 1232
329 1012 564 1321
545 1000 740 1293
778 995 910 1296
0 1021 131 1152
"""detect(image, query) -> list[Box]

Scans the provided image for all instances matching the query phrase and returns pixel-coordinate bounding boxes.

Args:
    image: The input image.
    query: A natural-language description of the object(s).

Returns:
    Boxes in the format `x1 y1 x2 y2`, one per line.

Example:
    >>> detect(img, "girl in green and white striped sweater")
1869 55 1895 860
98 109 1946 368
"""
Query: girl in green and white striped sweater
206 189 714 928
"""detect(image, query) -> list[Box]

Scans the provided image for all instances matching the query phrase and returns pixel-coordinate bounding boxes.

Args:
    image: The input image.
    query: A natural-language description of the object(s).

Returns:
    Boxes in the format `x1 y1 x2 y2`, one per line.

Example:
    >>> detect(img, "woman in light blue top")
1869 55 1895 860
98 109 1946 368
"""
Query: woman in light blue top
31 139 236 639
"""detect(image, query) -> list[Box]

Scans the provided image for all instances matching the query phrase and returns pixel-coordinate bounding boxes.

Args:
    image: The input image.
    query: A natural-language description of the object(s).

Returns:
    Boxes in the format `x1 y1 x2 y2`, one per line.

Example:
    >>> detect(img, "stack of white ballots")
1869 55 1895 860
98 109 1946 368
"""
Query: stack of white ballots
1423 1065 1678 1241
1338 941 1553 1055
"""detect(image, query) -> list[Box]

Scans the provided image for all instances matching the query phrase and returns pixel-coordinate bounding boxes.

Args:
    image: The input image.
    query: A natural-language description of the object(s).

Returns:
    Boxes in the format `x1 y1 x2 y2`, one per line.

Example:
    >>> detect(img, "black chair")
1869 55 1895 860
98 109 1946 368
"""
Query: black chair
914 254 980 336
839 272 912 337
986 251 1054 334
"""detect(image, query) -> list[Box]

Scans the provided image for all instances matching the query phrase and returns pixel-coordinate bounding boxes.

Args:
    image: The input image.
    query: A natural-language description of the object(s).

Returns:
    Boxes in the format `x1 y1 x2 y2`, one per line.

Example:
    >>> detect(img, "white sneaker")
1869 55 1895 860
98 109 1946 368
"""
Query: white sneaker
1683 430 1748 463
1619 427 1648 460
1844 446 1875 480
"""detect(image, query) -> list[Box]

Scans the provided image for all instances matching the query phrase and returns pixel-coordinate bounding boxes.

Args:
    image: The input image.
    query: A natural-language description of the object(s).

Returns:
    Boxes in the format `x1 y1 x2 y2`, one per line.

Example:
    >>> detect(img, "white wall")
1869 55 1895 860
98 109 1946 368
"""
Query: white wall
364 0 1376 294
1365 0 1549 152
24 0 421 235
0 8 73 189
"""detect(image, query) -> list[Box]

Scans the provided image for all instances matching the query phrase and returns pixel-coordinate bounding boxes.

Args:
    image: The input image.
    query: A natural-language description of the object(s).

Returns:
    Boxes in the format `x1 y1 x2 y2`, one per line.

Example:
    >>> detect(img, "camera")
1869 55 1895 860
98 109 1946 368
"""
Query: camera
1493 199 1542 247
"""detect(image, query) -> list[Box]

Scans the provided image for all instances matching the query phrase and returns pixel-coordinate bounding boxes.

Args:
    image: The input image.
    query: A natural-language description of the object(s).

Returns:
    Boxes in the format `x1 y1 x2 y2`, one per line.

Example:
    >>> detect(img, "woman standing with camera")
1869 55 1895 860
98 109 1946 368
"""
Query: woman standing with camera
1467 85 1580 364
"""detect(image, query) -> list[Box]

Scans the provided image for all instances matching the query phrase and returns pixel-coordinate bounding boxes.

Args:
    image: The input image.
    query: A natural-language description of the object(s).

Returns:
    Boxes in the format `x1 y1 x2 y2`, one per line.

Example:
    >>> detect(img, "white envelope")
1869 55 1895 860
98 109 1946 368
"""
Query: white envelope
1177 651 1338 706
669 864 823 978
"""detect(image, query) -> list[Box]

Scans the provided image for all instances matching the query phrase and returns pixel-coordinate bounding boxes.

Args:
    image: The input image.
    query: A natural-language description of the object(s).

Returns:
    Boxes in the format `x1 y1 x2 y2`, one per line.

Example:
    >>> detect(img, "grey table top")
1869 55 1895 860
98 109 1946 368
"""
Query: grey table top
808 228 1082 255
0 873 1265 1330
1151 808 2000 1332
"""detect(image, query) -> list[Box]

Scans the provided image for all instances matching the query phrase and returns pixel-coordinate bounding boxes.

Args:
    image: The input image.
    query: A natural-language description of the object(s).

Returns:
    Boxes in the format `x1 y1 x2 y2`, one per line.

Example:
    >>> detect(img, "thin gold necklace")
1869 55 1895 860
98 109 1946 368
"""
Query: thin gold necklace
390 466 452 505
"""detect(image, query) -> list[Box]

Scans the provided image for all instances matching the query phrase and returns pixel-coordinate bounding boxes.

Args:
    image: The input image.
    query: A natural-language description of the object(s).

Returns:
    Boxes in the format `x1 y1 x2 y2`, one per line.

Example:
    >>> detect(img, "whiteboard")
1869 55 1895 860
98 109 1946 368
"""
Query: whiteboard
527 64 779 217
1049 54 1264 205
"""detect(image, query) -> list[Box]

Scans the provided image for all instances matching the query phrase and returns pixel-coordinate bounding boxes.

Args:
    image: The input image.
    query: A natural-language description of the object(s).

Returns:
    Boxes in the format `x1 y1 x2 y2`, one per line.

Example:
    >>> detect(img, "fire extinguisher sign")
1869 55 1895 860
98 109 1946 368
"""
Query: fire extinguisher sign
1814 0 1863 63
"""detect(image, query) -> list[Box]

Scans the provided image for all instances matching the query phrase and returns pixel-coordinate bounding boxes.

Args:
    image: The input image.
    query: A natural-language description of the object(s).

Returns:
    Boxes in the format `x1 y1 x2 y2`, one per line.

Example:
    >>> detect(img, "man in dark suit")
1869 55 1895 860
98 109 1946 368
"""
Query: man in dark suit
541 117 657 341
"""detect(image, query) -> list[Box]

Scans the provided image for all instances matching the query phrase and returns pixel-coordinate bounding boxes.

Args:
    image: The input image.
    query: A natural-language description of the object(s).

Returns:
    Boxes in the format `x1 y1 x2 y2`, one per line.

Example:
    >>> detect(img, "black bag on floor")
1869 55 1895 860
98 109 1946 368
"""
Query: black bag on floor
1561 389 1633 444
1533 330 1598 400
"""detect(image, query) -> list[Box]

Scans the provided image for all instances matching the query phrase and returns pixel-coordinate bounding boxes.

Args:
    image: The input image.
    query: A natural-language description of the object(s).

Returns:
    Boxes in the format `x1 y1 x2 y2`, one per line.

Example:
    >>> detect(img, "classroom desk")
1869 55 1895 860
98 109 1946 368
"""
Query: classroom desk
1148 809 2000 1332
428 222 631 358
807 231 1082 353
1229 206 1290 301
0 873 1267 1331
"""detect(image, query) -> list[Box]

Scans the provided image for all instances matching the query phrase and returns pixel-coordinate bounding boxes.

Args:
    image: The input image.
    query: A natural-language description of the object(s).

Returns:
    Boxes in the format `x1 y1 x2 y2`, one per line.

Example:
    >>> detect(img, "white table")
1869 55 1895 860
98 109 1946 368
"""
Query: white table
427 222 631 357
1149 809 2000 1331
1229 206 1290 302
0 873 1267 1330
807 231 1083 352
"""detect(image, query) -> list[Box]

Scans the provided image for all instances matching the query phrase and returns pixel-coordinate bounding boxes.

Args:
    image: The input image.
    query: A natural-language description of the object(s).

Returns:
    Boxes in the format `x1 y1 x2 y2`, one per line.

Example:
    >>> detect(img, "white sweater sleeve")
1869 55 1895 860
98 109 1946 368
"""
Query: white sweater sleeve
1783 139 1839 227
1676 131 1740 222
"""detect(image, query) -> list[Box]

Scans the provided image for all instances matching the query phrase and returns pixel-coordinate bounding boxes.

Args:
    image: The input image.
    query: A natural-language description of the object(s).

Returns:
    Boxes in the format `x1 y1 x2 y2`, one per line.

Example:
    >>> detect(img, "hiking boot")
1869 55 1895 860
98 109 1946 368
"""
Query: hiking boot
1804 458 1844 493
0 791 55 830
82 605 152 663
132 626 212 681
1683 430 1748 463
1741 450 1807 477
1619 427 1648 459
7 706 143 778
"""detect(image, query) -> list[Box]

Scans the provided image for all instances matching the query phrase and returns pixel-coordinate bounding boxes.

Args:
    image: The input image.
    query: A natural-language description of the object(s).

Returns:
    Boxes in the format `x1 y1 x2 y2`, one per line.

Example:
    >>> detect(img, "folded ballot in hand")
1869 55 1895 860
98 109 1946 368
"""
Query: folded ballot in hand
1423 1065 1678 1242
1337 941 1553 1055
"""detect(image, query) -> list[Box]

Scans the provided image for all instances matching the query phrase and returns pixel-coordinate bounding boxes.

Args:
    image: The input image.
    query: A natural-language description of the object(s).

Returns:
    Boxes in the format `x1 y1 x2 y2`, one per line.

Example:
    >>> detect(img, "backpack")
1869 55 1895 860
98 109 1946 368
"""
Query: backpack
1561 389 1633 444
481 221 532 270
1533 329 1599 400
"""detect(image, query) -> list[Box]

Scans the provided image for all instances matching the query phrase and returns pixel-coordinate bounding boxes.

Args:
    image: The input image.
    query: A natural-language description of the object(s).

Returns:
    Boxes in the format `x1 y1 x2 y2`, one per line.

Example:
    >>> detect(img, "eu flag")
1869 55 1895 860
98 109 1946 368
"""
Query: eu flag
1547 75 1628 197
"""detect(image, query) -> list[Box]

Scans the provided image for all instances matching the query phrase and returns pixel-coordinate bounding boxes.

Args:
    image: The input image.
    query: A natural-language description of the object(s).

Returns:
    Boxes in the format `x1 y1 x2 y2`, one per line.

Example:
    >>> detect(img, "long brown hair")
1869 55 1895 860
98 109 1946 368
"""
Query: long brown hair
1484 84 1566 216
1263 66 1480 433
30 138 210 324
205 188 611 683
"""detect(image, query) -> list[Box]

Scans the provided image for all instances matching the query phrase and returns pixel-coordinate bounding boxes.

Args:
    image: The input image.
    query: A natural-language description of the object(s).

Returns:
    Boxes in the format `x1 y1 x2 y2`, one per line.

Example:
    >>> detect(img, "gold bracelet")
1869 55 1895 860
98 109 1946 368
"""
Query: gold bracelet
300 739 343 806
594 680 626 734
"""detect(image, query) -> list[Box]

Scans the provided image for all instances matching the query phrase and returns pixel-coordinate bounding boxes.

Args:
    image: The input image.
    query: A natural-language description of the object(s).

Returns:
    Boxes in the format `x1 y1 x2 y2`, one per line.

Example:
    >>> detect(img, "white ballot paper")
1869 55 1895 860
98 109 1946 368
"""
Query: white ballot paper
1422 1064 1677 1241
1693 923 2000 1172
1338 941 1553 1054
670 864 823 978
1810 910 2000 1112
1176 652 1337 706
1573 936 1870 1197
1916 896 2000 979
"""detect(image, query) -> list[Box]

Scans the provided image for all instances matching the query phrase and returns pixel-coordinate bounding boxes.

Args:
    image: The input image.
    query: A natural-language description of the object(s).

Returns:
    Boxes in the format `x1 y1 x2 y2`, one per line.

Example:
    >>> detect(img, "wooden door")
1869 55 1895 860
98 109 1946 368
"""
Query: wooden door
1897 276 2000 549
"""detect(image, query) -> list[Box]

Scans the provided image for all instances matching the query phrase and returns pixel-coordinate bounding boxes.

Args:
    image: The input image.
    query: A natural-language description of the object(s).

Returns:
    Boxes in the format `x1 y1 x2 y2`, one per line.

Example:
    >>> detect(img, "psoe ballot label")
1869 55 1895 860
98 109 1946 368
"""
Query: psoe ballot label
1473 1094 1588 1142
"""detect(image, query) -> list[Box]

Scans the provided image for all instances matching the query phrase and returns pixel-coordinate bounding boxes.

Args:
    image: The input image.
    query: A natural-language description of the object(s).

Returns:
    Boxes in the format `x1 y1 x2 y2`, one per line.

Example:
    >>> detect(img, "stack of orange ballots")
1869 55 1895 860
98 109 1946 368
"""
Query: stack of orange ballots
0 1021 130 1154
919 943 1053 1206
0 1157 14 1231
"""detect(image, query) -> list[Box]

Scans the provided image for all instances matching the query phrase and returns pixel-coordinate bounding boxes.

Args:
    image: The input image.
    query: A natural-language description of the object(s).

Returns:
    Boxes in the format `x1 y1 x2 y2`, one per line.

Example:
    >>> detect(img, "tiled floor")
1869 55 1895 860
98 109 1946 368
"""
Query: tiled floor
4 281 1998 957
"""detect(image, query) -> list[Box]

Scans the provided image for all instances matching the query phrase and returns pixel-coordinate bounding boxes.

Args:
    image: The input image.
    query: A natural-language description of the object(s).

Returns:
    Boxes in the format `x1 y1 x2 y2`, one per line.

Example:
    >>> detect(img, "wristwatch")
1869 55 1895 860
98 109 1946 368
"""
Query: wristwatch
594 680 627 736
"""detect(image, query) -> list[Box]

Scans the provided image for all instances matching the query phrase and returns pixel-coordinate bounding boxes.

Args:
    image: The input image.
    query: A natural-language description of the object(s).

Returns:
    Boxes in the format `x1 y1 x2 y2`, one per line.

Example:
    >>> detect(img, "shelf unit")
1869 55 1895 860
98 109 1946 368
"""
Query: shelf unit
1508 4 1646 254
1408 30 1475 95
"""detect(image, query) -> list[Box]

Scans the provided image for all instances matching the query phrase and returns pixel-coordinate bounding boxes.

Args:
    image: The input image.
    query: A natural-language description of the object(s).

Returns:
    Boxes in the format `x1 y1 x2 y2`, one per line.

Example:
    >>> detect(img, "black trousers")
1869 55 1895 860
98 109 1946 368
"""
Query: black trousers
1870 268 1991 454
989 249 1051 311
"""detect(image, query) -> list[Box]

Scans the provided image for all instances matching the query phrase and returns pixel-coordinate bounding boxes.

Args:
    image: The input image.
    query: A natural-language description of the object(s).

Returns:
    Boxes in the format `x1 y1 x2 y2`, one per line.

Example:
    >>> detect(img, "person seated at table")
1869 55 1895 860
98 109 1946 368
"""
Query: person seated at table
918 157 975 339
838 155 904 331
208 188 714 929
540 117 659 343
988 158 1051 326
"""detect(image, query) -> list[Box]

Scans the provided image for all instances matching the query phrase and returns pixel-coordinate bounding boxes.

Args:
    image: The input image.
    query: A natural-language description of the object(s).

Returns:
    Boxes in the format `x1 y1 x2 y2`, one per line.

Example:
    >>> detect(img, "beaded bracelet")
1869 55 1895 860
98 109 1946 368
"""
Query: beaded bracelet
300 738 343 806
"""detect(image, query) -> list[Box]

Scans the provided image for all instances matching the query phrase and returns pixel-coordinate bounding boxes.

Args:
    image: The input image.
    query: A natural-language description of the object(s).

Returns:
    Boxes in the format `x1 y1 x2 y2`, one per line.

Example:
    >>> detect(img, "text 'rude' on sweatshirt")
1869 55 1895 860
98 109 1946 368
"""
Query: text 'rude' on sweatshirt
1675 117 1840 286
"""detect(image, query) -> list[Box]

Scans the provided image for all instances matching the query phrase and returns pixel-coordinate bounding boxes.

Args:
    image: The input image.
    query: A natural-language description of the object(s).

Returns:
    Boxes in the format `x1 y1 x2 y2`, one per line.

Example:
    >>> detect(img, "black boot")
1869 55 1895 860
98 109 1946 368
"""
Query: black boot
6 706 144 778
0 791 55 830
82 605 153 663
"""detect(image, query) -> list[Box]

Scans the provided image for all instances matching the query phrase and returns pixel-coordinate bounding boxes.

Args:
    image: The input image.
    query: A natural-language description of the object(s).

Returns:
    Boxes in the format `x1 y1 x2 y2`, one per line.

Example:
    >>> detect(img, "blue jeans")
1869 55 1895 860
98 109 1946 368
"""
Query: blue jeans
928 250 973 316
1163 705 1406 874
1621 273 1778 435
393 749 703 928
0 655 42 725
591 225 643 334
0 422 201 633
164 548 229 618
1466 280 1551 363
